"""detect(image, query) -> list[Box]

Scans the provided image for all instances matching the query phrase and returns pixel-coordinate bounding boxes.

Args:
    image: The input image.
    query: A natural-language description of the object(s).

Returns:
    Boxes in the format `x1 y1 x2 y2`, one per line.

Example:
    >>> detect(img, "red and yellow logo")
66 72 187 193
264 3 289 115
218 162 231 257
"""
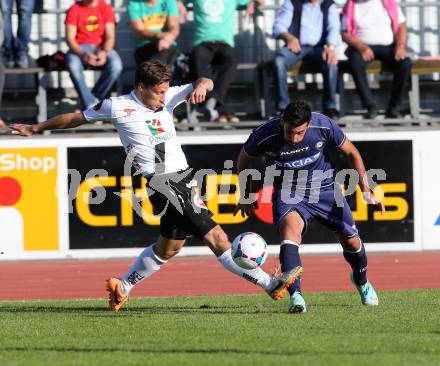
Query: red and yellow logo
85 15 100 32
0 148 59 256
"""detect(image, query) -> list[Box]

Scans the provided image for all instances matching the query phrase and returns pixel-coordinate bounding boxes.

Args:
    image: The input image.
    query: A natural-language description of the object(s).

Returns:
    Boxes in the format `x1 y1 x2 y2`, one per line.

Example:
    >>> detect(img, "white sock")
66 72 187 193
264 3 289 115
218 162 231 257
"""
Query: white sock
217 248 274 290
120 244 167 296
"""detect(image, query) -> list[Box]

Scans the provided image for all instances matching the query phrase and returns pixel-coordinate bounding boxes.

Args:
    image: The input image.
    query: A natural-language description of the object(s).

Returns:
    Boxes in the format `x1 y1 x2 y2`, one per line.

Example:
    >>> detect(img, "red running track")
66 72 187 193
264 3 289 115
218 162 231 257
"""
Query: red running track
1 252 439 301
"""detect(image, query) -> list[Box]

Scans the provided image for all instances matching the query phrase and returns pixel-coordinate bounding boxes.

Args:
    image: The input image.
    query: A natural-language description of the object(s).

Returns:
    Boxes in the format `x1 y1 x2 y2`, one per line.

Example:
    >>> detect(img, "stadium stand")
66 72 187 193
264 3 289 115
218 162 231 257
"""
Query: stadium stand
2 0 440 129
260 58 440 119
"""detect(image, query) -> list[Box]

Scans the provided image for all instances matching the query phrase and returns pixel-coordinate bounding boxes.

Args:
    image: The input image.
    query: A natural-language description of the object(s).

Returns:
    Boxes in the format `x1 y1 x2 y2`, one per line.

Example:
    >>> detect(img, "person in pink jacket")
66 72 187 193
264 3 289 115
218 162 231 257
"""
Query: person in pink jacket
342 0 411 119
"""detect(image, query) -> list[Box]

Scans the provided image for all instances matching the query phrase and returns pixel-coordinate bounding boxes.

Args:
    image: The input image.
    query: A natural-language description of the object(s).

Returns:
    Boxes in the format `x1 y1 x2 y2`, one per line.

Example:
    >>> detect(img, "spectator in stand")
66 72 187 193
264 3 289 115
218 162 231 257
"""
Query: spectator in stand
127 0 180 66
342 0 412 119
1 0 35 68
272 0 341 120
183 0 263 124
65 0 123 109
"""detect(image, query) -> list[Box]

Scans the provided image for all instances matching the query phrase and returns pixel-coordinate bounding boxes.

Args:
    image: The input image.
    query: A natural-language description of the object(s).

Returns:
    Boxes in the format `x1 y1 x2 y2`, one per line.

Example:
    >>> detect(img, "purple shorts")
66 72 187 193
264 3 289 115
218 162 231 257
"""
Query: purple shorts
273 184 358 238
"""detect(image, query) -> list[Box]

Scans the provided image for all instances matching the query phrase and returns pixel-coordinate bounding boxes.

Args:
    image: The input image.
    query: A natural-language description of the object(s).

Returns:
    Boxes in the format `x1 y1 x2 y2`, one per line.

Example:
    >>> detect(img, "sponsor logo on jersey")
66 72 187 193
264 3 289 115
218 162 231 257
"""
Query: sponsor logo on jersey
276 152 321 168
280 146 309 156
123 108 136 115
148 132 173 145
146 118 165 136
315 141 324 149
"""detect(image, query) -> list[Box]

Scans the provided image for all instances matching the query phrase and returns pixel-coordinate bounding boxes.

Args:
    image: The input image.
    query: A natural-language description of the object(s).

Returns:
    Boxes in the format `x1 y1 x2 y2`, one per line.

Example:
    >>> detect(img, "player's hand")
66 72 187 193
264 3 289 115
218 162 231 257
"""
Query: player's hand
233 201 258 218
360 45 375 62
394 44 408 60
9 123 35 136
362 191 386 214
187 86 207 104
287 36 301 53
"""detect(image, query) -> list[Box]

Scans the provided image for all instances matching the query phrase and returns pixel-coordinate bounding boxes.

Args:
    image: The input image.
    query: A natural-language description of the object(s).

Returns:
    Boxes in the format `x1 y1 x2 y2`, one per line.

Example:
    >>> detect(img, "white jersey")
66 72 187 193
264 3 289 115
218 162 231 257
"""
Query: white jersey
83 84 193 176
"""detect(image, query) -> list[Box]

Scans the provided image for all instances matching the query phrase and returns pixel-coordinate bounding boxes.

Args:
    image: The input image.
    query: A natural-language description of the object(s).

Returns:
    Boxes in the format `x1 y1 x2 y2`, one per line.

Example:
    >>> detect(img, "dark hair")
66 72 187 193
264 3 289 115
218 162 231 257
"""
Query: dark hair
135 60 172 87
282 101 312 127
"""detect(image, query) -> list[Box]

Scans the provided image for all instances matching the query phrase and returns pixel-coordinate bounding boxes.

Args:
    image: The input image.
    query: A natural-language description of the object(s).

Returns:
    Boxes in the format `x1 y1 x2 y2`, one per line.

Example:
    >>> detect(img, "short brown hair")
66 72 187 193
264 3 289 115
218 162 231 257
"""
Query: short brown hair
283 101 312 127
135 60 172 87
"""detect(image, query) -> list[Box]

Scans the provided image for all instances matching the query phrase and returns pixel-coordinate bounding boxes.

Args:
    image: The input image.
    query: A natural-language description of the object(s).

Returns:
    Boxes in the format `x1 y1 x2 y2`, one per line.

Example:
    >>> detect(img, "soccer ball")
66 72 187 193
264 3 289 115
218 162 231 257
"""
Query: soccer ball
231 232 268 270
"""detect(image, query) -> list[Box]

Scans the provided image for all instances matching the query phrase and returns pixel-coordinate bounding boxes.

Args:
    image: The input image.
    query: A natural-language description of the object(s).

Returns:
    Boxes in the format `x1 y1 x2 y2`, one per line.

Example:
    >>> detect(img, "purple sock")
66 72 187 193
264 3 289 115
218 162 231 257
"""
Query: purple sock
279 240 302 295
343 239 368 286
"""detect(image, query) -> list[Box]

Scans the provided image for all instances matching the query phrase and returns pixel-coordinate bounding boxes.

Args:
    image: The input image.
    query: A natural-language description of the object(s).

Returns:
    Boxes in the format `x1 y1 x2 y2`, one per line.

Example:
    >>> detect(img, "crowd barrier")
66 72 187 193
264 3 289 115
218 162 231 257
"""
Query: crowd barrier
0 129 439 260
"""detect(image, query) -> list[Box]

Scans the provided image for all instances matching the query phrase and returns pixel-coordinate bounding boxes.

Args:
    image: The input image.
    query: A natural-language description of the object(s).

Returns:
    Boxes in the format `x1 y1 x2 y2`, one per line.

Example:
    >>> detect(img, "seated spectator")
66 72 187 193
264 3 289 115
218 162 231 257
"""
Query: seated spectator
273 0 341 119
2 0 35 68
65 0 123 109
184 0 263 124
127 0 180 66
342 0 412 119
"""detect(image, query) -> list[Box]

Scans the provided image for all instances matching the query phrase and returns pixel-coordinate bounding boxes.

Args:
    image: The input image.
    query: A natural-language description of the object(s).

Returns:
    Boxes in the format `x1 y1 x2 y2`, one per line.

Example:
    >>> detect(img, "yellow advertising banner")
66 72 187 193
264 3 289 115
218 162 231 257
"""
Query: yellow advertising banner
0 148 59 255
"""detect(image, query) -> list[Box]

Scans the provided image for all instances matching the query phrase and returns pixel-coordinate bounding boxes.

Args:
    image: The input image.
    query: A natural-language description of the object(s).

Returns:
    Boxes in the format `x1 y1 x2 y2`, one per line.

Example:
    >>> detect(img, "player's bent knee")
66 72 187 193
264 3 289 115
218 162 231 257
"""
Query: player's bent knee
155 237 186 260
339 235 361 251
204 226 230 256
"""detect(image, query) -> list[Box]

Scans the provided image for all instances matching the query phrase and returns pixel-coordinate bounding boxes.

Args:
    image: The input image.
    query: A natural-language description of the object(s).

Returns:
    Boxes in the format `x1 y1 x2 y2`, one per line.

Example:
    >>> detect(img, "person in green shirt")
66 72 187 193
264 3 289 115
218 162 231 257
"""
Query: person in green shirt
128 0 180 66
183 0 263 123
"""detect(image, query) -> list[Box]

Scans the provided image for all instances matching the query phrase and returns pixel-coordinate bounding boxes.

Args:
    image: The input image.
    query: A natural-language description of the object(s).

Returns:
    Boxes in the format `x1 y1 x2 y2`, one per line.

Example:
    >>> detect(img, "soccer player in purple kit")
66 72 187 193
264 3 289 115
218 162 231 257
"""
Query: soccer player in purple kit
235 101 385 313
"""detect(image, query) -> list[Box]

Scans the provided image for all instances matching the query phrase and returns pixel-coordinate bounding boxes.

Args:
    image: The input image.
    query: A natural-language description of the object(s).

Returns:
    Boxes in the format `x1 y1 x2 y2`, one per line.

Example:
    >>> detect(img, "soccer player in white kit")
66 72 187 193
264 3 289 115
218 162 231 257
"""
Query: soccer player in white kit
10 60 302 311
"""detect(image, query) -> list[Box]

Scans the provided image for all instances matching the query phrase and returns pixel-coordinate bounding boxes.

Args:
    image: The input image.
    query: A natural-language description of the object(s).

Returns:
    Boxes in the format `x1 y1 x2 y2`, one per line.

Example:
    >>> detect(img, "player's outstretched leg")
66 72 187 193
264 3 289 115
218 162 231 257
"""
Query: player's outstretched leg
342 236 379 306
206 226 303 301
106 237 183 311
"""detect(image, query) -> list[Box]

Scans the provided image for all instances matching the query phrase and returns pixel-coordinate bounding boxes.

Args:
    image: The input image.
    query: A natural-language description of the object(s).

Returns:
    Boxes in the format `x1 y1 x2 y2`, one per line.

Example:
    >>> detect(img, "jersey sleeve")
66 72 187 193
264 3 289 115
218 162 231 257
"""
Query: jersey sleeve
327 119 346 147
243 129 266 158
165 83 194 110
82 99 113 123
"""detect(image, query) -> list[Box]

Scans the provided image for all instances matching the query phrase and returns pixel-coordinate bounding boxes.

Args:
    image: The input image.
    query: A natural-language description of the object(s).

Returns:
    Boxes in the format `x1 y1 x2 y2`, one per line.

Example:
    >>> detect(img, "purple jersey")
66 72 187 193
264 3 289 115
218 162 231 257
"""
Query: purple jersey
243 112 346 191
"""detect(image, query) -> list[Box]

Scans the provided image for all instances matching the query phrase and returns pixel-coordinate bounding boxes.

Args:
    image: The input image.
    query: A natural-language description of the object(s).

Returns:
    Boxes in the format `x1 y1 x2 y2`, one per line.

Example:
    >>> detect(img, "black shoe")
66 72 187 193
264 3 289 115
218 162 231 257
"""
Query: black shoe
385 107 402 119
364 106 378 119
324 108 340 120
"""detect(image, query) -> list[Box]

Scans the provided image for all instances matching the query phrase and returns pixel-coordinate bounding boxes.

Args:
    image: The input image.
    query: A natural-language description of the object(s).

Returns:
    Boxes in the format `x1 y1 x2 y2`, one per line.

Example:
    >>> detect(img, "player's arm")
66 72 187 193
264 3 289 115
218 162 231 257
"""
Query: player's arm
187 78 214 104
10 112 87 136
234 148 258 217
338 138 385 214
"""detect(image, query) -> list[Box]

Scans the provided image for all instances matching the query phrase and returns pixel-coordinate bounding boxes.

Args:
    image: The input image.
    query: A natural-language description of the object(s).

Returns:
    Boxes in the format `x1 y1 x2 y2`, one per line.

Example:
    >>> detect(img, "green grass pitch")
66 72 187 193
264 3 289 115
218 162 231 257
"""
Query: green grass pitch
1 289 439 366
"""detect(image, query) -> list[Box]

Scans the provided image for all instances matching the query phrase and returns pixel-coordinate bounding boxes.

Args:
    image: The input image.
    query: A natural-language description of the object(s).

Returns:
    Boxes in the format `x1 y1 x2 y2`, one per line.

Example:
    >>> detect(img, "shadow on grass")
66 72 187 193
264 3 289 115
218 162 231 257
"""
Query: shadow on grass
0 301 356 315
0 304 281 315
0 346 389 357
